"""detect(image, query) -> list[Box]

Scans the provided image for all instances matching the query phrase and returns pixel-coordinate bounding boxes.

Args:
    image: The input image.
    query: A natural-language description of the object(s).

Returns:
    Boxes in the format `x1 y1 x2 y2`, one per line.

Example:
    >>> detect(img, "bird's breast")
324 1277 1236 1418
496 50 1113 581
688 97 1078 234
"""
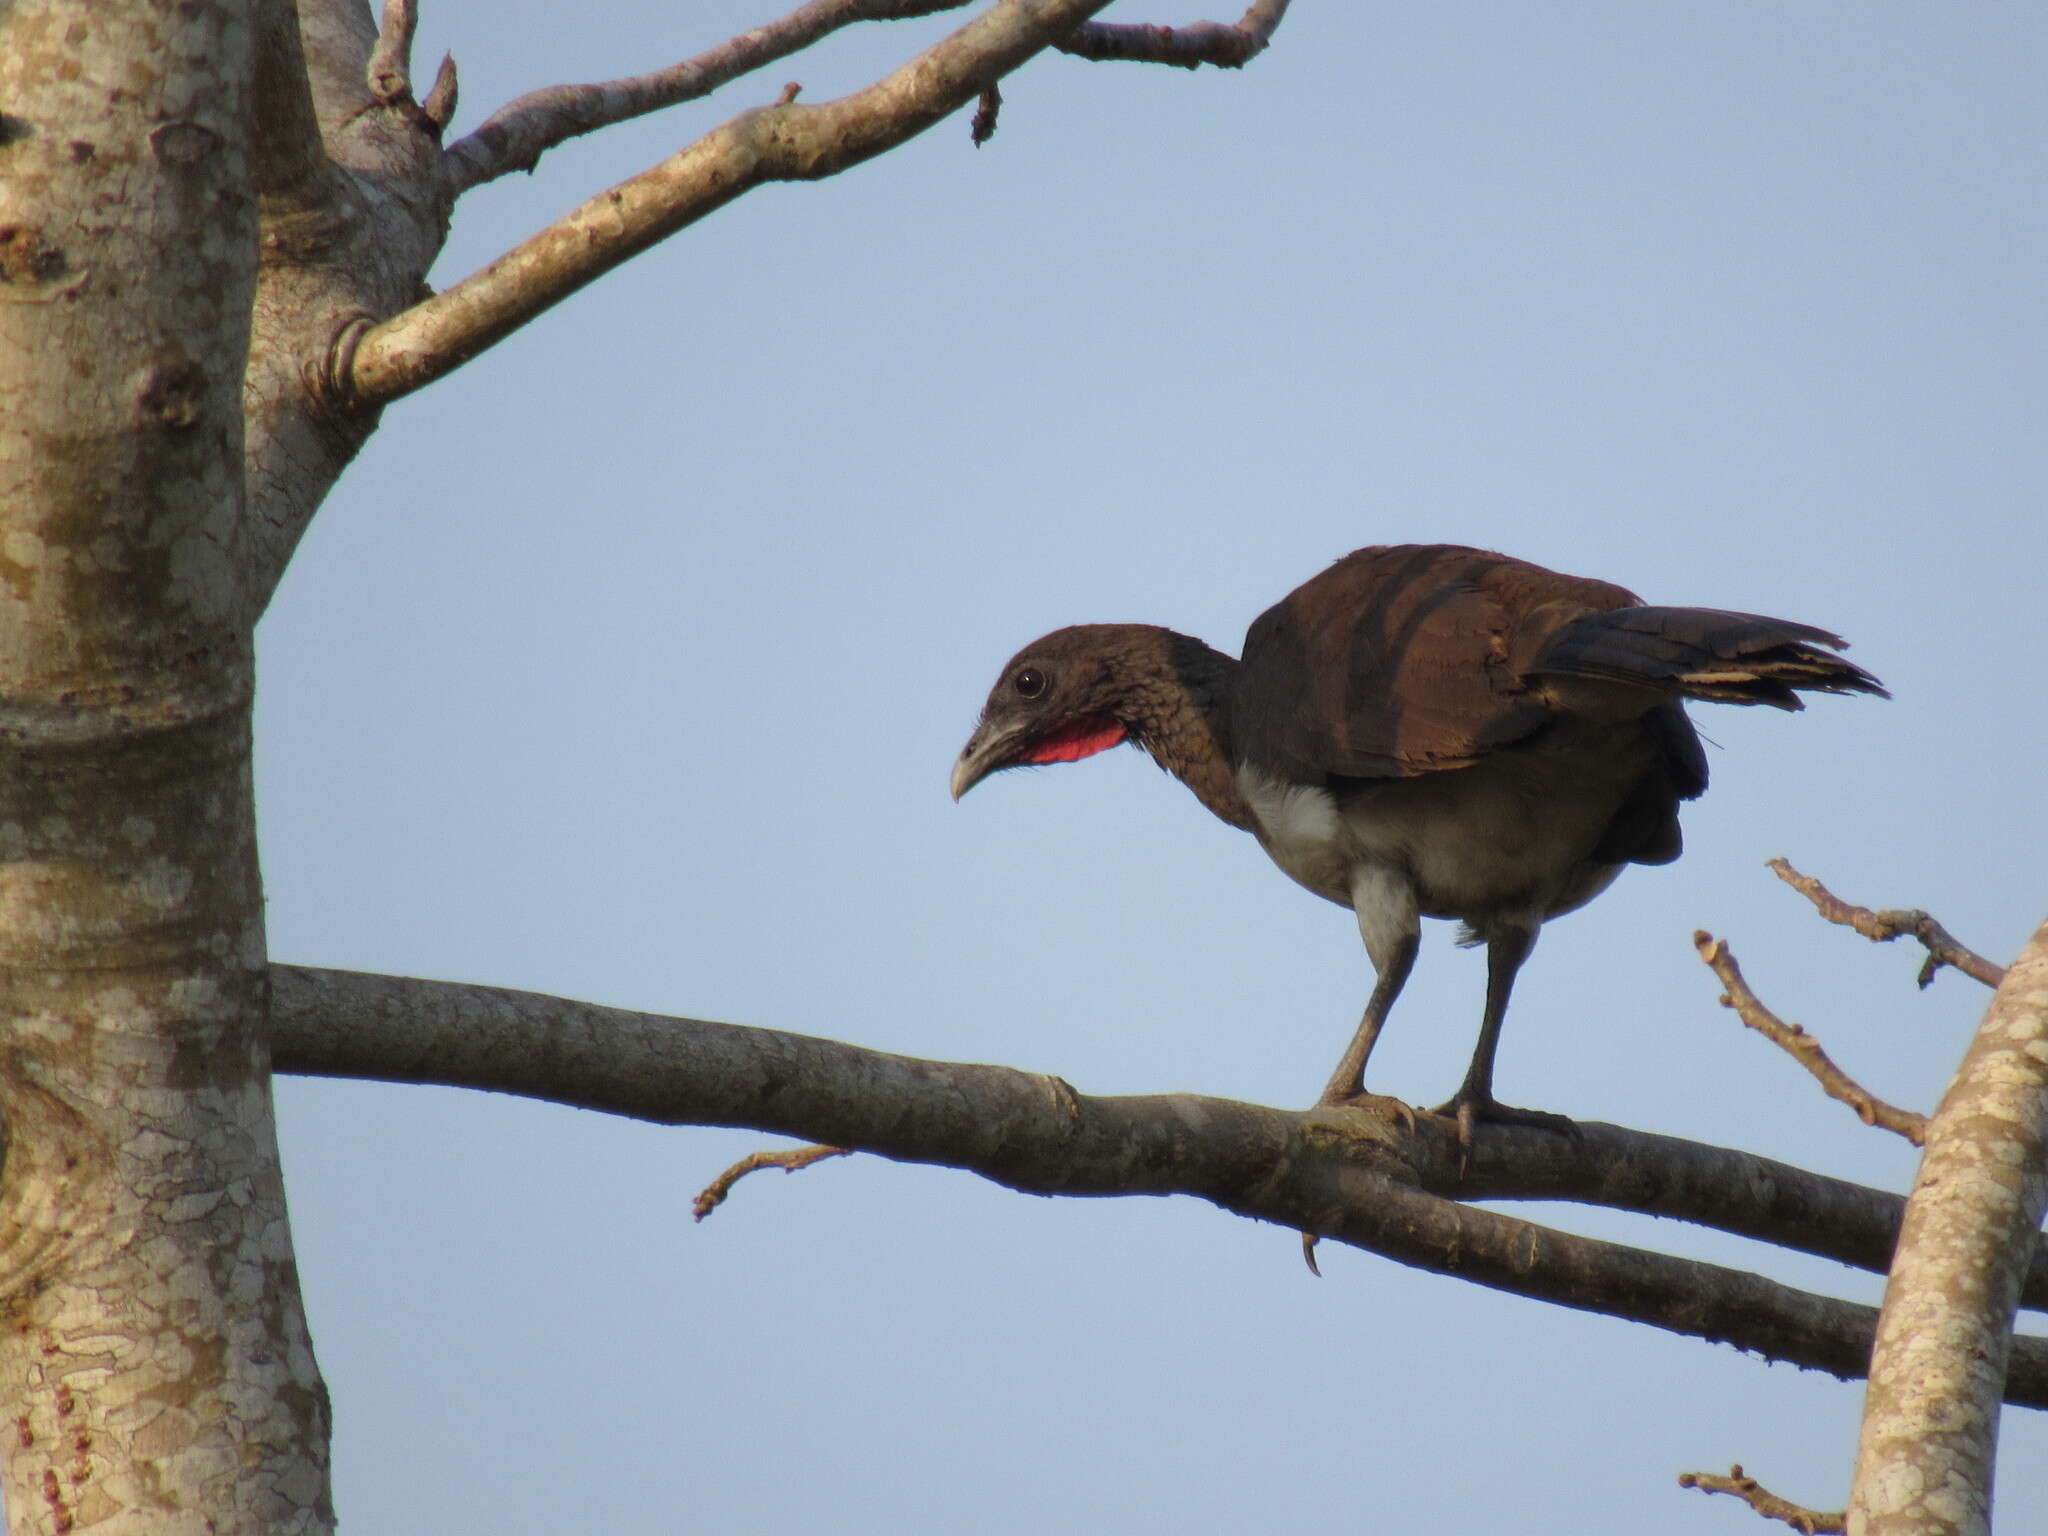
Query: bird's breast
1234 767 1363 908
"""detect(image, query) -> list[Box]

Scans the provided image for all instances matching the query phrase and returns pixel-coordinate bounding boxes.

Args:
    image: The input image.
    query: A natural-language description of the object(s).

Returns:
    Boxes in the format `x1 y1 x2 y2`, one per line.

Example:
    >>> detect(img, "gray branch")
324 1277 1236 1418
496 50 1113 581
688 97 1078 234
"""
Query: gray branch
267 964 2048 1405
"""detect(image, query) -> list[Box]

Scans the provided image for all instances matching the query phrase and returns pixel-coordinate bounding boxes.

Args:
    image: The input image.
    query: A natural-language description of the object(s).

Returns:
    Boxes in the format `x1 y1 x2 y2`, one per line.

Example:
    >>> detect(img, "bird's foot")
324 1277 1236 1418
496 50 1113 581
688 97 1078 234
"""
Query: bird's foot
1430 1092 1581 1156
1314 1087 1421 1135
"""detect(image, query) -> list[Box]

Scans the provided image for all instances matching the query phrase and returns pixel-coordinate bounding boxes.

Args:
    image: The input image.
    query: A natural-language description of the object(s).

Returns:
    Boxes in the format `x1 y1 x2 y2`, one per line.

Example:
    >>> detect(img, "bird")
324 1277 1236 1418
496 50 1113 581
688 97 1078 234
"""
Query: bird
950 544 1886 1142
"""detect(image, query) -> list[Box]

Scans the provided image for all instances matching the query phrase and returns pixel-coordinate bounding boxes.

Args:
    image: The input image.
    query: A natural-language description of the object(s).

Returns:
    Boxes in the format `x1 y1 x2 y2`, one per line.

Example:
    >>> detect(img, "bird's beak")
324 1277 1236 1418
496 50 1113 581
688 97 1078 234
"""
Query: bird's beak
950 719 1026 802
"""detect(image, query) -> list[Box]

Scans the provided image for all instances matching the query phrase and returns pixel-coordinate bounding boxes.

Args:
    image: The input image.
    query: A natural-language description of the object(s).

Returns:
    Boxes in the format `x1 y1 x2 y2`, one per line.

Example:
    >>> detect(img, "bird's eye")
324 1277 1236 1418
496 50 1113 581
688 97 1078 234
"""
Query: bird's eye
1013 667 1048 699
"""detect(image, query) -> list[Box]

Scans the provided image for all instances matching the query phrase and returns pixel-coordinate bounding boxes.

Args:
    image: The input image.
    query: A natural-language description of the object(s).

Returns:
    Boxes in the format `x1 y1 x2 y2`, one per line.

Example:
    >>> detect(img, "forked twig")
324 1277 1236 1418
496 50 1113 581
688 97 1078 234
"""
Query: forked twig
1771 858 2007 990
1694 932 1927 1144
1678 1465 1844 1534
694 1144 850 1219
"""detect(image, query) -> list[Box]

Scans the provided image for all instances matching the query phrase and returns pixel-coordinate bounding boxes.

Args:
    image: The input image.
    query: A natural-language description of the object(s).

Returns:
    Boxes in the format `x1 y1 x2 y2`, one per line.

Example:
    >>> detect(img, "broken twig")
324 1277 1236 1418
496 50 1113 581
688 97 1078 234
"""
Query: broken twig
1678 1464 1844 1534
694 1144 850 1220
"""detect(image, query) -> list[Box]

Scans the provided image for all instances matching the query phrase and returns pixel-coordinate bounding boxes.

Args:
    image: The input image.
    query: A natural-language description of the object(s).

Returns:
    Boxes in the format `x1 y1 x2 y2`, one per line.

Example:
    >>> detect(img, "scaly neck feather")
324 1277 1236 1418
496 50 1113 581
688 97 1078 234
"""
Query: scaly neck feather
1110 628 1255 833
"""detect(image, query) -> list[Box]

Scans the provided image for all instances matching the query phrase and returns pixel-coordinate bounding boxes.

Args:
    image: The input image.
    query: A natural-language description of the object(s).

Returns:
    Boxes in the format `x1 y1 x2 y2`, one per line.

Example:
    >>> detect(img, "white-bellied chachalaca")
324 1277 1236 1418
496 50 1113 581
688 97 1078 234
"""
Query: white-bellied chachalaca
950 544 1886 1142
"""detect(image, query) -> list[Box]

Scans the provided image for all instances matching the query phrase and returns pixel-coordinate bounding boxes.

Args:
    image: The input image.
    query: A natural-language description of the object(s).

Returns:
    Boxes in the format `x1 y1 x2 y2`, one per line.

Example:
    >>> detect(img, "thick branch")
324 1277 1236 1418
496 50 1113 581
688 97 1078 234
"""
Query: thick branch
1055 0 1291 69
1772 858 2007 990
1849 917 2048 1534
267 962 2048 1310
442 0 975 195
266 965 2048 1401
1453 1119 2015 1301
1696 931 1928 1143
350 0 1118 407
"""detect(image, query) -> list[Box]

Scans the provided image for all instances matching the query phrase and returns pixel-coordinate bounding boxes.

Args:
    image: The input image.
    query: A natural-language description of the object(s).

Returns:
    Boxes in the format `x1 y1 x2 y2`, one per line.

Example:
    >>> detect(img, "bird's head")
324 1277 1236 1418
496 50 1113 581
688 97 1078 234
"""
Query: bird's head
950 624 1156 801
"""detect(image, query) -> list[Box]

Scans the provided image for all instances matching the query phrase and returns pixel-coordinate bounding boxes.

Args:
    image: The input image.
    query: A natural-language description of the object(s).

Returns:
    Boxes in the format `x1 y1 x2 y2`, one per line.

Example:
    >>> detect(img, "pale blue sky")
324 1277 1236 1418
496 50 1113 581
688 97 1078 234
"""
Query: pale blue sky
258 5 2046 1530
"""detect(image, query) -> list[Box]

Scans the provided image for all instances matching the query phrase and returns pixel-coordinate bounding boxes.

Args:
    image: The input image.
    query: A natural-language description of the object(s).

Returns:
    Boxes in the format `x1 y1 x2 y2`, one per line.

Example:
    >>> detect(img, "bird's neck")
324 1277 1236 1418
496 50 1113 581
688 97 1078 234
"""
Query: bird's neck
1113 628 1256 833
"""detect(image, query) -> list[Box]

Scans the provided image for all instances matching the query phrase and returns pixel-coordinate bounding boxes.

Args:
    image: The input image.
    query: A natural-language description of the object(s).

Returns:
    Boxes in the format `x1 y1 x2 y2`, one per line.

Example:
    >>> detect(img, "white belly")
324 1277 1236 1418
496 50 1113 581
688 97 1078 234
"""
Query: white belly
1235 759 1626 926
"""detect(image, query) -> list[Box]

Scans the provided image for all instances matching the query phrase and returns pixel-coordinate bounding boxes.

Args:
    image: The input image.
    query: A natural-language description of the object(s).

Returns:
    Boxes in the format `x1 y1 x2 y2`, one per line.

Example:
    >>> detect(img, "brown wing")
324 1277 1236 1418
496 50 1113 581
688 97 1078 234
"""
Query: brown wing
1232 545 1640 781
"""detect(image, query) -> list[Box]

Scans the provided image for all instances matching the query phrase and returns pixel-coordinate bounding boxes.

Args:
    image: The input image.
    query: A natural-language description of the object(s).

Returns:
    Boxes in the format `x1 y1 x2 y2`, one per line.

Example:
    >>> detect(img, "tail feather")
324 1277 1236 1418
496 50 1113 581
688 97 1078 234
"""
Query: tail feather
1535 606 1888 710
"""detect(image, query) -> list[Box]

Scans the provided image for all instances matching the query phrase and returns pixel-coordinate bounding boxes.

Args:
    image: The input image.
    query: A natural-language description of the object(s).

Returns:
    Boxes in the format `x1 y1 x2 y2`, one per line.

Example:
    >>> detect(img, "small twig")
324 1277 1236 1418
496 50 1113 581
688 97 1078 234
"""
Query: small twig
970 82 1001 146
777 81 803 105
694 1144 850 1219
421 54 460 131
1678 1465 1844 1534
1694 932 1928 1145
1055 0 1292 69
367 0 419 104
1771 858 2007 991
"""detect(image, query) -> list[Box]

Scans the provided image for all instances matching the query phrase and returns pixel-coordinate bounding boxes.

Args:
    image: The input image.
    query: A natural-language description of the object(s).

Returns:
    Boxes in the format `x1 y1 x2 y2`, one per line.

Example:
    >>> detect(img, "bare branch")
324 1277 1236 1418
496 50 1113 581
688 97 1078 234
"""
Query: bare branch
1678 1465 1844 1534
695 1144 850 1219
1772 858 2008 990
1302 1165 1903 1385
266 960 2048 1312
366 0 418 105
1055 0 1292 69
265 965 2048 1402
1454 1119 2016 1300
1850 917 2048 1533
350 0 1119 408
1695 930 1928 1144
441 0 975 196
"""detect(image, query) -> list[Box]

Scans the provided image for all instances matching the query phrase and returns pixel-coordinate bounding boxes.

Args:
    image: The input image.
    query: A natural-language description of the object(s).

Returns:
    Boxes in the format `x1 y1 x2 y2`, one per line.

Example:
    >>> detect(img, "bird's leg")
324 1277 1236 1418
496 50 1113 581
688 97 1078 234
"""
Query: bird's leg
1316 929 1418 1110
1433 925 1578 1147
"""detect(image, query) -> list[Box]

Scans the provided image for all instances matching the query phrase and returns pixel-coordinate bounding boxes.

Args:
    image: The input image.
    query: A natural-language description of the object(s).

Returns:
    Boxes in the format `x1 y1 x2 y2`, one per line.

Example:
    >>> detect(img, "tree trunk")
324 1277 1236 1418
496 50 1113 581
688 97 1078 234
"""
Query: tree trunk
0 1 333 1528
1849 921 2048 1536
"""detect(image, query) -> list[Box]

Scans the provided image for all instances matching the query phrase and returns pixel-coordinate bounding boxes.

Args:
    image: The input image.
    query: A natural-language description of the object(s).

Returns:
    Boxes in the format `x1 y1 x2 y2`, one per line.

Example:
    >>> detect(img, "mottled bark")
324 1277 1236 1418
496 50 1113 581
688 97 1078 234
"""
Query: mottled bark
0 1 330 1529
1849 920 2048 1536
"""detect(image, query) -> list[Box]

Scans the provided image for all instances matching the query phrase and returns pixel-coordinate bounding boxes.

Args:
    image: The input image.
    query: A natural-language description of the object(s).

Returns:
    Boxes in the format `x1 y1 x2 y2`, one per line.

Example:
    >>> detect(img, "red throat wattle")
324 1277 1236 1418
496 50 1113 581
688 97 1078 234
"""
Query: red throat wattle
1022 717 1128 765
